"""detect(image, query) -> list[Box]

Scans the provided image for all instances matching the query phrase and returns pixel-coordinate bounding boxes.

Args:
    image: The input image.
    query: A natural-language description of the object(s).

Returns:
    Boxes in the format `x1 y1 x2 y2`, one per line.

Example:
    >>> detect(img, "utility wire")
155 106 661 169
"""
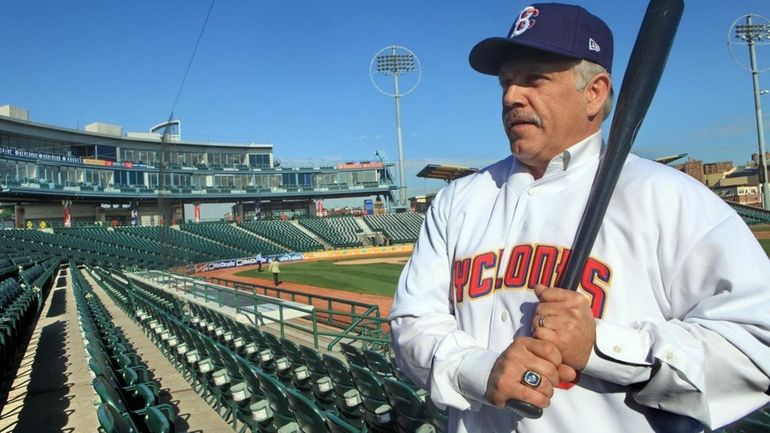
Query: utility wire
168 0 216 121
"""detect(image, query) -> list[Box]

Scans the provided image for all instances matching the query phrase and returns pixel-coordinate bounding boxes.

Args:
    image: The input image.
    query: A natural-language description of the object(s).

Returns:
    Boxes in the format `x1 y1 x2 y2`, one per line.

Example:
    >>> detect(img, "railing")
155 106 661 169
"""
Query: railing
129 271 390 352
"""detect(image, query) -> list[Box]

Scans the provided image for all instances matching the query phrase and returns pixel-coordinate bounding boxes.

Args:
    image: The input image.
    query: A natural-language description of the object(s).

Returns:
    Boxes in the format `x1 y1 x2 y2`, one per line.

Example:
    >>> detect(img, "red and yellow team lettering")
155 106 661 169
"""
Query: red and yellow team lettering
452 244 611 318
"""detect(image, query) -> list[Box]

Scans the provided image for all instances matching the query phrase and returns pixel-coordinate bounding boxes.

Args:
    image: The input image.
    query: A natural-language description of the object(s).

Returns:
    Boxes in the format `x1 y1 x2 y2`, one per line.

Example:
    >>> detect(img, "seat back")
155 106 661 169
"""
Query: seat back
284 387 330 433
280 337 306 367
426 395 449 433
349 365 388 407
322 354 356 391
362 349 394 378
382 377 430 432
254 367 295 428
299 344 329 378
339 343 367 368
96 403 140 433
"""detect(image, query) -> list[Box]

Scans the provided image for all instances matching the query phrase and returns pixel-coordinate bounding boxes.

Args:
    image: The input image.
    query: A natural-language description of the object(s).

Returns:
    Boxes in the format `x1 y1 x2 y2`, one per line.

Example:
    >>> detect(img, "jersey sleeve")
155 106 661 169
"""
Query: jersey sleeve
583 213 770 428
389 184 499 410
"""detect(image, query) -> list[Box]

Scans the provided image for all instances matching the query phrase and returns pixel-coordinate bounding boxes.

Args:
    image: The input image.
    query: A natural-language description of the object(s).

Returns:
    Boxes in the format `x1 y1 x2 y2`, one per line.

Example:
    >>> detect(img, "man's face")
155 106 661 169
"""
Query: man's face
499 54 595 171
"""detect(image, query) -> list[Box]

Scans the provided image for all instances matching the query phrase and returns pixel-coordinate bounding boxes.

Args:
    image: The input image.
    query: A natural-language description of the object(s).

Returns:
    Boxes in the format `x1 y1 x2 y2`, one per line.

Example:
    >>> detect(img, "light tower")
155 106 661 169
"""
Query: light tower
370 45 421 207
730 14 770 209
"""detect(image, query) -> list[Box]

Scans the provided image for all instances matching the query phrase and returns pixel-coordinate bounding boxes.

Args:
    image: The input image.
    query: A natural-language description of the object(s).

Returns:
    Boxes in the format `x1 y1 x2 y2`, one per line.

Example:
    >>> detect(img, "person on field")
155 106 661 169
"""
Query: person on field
269 258 281 286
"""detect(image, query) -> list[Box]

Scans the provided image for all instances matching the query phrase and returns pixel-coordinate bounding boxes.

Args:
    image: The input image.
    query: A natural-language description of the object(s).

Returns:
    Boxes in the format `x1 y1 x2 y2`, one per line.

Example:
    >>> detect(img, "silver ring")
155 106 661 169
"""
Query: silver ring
538 314 546 328
521 369 542 388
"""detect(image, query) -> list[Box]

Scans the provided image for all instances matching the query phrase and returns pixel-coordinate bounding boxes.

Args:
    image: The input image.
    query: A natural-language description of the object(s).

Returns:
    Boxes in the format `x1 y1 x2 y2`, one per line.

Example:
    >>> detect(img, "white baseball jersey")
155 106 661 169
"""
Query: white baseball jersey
389 132 770 433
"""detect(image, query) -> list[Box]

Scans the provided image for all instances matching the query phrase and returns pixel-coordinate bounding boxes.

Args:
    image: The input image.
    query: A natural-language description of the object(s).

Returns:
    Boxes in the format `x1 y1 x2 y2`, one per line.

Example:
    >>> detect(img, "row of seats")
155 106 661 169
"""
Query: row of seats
120 226 248 263
240 220 325 253
182 293 448 433
180 223 288 257
0 263 50 396
93 266 447 432
299 218 363 248
0 229 158 269
363 214 423 244
94 267 363 433
70 265 175 433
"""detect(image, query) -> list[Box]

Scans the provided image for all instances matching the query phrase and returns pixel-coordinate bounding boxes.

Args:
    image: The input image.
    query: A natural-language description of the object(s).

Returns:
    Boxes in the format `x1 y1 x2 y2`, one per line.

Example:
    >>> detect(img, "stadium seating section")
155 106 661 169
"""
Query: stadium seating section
299 217 363 248
0 214 767 432
180 223 288 257
363 213 423 244
240 220 325 253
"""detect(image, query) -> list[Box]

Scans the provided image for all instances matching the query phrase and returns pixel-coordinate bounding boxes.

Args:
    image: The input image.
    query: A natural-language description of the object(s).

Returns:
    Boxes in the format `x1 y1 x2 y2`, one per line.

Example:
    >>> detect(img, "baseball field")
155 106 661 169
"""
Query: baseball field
234 255 408 297
201 227 770 319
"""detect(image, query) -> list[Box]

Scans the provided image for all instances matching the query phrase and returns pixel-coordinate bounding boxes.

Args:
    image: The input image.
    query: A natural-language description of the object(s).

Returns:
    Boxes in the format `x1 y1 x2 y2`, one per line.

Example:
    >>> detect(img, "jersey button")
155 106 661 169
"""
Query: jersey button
528 188 540 196
612 345 622 353
501 311 509 322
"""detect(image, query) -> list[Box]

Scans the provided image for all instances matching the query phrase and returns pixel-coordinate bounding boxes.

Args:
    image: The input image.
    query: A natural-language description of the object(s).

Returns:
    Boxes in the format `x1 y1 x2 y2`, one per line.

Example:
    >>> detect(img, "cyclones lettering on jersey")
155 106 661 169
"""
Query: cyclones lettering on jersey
452 244 612 318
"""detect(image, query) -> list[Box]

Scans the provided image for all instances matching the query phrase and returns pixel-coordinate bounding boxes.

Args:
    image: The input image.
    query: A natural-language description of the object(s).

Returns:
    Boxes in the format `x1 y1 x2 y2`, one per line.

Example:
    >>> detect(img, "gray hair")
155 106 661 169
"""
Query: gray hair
572 60 613 120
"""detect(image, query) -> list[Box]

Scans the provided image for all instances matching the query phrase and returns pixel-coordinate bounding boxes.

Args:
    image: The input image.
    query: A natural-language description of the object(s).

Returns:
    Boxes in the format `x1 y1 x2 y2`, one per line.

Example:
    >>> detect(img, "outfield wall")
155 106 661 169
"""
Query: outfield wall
187 244 413 274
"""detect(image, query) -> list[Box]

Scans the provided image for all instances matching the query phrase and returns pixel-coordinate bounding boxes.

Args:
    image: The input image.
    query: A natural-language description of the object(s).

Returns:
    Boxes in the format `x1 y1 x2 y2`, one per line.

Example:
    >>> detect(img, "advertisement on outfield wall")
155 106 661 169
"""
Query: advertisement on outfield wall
189 252 305 273
187 245 413 274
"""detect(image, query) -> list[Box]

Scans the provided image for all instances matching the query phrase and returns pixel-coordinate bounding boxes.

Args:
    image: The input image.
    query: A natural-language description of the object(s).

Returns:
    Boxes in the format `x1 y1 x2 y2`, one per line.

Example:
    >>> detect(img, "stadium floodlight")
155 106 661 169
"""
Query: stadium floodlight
370 45 421 207
729 14 770 209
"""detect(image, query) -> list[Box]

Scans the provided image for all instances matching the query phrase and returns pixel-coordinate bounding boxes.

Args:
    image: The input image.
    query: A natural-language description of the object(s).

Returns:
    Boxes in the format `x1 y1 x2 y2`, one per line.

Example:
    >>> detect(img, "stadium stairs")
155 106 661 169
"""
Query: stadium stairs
289 221 334 251
231 224 298 256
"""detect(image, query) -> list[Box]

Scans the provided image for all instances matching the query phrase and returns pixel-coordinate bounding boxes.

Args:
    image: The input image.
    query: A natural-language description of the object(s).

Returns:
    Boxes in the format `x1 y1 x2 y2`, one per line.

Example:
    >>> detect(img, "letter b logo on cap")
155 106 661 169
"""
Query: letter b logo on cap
511 6 539 37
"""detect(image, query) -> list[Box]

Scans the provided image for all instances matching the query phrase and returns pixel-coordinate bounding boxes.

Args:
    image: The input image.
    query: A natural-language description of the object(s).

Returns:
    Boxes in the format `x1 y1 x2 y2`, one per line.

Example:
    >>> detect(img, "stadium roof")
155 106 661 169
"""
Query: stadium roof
654 153 688 165
417 164 478 182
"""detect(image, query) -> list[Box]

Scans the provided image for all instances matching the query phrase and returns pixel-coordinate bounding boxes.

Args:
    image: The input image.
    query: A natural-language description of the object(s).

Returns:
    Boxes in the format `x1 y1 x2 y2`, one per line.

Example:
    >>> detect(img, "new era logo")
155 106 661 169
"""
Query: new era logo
589 38 601 52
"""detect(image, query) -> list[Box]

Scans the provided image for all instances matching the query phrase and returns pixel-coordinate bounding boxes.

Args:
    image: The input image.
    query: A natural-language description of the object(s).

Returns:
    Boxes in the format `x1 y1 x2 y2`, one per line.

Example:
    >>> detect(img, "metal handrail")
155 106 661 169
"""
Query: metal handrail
129 271 390 350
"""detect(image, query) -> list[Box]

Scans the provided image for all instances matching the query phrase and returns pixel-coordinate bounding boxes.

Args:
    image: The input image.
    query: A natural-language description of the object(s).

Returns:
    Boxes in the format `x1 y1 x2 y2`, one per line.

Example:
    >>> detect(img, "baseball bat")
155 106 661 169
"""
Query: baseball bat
507 0 684 419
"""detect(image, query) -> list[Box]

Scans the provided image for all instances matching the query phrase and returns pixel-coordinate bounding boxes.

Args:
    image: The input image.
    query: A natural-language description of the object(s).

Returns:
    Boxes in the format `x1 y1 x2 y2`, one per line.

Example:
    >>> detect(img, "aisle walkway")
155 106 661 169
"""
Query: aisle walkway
0 267 99 433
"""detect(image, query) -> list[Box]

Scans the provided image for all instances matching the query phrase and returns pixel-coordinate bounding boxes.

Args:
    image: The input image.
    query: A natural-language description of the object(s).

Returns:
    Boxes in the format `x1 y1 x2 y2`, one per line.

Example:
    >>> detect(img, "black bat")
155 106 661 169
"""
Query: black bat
507 0 684 419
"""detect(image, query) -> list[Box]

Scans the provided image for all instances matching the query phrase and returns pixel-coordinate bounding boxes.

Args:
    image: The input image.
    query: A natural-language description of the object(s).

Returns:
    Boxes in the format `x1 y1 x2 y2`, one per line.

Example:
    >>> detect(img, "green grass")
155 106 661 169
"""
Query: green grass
750 224 770 232
235 260 405 297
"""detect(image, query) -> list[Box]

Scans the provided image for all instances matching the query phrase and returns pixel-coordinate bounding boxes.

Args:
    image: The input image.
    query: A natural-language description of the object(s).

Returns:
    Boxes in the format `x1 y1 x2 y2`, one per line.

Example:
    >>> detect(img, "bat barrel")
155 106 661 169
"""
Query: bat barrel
558 0 684 292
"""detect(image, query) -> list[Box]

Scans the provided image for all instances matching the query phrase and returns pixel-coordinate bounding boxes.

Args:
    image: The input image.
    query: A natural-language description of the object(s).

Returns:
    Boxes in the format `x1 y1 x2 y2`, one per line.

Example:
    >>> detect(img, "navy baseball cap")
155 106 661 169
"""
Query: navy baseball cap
469 3 613 75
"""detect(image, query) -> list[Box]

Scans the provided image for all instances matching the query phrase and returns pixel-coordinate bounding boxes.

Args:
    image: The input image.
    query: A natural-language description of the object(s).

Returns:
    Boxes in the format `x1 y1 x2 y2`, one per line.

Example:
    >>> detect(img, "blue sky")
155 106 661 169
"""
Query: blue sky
3 1 770 201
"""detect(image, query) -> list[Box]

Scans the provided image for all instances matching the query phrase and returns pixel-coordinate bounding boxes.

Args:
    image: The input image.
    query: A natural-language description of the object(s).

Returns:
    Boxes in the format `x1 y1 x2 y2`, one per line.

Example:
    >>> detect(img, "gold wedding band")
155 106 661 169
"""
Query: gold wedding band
538 314 546 328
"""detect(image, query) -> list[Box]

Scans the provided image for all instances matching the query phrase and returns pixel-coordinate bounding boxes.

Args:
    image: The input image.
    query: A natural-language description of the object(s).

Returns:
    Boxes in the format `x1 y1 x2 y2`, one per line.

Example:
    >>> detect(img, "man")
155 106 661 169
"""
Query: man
269 258 281 286
389 4 770 433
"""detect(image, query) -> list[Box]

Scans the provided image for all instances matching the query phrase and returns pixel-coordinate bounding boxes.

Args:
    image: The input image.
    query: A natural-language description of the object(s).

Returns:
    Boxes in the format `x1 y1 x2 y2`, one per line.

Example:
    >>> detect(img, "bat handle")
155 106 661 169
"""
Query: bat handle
506 399 543 419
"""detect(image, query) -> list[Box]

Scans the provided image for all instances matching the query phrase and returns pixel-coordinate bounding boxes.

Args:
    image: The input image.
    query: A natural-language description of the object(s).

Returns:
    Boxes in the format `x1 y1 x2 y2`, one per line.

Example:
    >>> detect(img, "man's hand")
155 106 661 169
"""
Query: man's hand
485 336 577 409
531 284 596 370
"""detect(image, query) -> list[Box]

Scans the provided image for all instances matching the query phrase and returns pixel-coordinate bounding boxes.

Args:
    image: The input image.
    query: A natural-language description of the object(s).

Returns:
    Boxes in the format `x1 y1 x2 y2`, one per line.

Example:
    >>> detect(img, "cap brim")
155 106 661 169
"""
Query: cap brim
469 37 582 76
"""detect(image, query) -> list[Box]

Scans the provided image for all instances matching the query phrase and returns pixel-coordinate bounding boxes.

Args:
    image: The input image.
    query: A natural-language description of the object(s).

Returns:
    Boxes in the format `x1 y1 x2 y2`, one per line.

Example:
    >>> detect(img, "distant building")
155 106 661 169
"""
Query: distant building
713 185 760 205
675 159 705 183
704 161 733 175
409 194 437 213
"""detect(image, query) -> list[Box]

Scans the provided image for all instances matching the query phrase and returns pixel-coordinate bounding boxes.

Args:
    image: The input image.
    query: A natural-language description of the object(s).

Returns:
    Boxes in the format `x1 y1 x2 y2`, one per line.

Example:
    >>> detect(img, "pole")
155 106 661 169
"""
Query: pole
392 46 407 206
747 16 770 209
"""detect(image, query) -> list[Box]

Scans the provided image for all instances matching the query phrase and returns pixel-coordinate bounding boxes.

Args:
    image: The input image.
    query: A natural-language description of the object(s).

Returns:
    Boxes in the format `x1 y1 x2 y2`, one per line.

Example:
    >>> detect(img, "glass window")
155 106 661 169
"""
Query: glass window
282 173 297 186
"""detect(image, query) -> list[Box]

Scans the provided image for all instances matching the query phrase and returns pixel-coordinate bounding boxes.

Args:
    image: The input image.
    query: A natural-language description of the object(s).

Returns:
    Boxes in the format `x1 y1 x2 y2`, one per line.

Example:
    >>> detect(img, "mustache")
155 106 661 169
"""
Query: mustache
503 109 542 127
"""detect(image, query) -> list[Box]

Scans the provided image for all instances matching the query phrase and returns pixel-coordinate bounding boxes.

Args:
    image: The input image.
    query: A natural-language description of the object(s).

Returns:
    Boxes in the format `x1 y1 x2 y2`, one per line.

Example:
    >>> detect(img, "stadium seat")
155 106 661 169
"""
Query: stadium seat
321 354 365 428
284 387 364 433
362 349 395 379
339 343 368 369
97 402 173 433
349 364 395 433
381 377 434 433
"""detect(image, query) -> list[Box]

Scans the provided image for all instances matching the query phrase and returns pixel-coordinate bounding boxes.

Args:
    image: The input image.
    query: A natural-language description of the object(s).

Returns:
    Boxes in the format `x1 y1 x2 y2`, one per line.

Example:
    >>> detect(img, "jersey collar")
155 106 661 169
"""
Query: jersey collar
542 130 604 178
